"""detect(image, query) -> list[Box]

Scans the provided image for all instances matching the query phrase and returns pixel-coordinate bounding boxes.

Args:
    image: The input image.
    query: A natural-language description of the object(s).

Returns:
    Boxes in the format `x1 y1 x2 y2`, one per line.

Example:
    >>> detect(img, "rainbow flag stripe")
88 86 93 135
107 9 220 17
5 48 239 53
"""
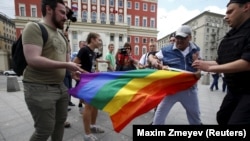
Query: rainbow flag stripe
69 69 198 132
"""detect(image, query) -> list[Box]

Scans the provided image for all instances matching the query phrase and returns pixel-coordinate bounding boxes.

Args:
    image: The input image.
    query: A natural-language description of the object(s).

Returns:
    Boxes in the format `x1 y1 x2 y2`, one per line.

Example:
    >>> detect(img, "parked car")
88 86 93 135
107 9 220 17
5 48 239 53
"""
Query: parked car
3 70 17 76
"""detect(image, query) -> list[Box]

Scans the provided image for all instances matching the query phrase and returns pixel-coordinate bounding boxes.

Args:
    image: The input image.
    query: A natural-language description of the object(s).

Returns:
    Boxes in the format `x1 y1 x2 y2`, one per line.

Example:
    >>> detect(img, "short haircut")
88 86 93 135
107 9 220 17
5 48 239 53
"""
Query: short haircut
86 32 100 44
123 42 131 48
41 0 65 17
108 43 114 48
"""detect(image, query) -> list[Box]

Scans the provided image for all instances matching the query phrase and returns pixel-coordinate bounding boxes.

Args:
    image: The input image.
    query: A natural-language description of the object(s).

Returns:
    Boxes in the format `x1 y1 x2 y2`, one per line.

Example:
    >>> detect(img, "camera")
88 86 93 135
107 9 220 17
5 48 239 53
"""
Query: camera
66 7 77 22
118 48 127 55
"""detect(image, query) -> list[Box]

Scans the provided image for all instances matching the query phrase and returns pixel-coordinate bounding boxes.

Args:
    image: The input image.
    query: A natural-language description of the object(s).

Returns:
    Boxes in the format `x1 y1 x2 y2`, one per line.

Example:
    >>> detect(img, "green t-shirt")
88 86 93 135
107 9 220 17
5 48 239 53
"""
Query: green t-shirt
22 22 68 84
105 52 115 71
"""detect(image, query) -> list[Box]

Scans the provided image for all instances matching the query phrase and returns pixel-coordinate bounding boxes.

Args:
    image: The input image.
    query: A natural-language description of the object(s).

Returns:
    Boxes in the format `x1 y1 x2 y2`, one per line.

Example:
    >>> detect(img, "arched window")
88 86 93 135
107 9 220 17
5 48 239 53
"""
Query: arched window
118 14 123 23
82 11 87 22
91 11 97 23
101 12 106 23
110 13 114 22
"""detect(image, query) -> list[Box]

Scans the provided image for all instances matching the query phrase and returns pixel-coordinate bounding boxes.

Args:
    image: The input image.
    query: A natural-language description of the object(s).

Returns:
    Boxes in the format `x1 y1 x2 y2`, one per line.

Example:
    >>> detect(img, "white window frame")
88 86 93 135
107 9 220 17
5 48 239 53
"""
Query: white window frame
101 12 106 22
127 1 131 9
30 5 37 17
142 17 147 27
142 46 147 54
19 4 26 16
134 46 139 55
143 3 147 11
110 13 115 22
135 2 139 10
135 37 139 43
135 16 139 26
101 0 106 5
110 0 114 6
82 11 88 21
91 11 97 22
150 18 155 28
143 38 147 44
127 15 131 26
151 4 155 12
118 0 123 7
127 36 130 42
118 14 123 23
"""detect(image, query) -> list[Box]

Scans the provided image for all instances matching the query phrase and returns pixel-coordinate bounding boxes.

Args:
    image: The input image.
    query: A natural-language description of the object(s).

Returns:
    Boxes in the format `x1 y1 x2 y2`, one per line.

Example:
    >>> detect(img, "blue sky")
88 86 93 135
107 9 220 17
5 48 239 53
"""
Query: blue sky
0 0 228 39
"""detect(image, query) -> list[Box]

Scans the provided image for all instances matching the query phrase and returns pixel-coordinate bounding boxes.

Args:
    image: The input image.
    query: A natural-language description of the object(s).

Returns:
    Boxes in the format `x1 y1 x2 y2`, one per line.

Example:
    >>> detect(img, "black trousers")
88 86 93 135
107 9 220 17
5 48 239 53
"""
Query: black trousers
217 89 250 124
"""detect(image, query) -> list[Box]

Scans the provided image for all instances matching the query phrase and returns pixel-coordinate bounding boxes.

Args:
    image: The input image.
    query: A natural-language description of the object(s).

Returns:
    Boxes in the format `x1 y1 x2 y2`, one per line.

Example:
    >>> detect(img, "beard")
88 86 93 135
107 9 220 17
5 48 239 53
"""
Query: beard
52 12 64 30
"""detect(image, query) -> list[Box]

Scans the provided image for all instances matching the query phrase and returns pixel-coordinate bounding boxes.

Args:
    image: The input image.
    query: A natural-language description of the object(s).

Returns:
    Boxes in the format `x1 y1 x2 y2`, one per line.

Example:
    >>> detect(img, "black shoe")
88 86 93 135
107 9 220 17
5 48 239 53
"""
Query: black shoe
68 108 71 111
64 121 71 128
69 102 75 106
78 103 82 107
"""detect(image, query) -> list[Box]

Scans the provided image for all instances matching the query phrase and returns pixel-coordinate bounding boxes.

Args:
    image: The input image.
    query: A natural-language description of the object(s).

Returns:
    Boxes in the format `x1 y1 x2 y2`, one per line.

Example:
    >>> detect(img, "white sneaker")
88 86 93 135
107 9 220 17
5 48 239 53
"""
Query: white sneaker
90 125 105 133
84 134 98 141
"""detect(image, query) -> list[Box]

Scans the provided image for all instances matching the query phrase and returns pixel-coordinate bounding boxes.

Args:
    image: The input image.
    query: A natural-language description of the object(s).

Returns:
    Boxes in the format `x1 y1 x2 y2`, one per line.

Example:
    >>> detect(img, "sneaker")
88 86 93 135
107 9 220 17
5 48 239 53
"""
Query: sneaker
64 121 71 128
84 134 98 141
90 125 105 133
78 103 82 107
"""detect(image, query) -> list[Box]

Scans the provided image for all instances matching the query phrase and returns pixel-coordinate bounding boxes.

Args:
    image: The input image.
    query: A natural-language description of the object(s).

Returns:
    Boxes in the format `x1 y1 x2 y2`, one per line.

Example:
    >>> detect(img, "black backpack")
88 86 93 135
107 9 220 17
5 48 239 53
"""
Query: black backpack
11 22 48 76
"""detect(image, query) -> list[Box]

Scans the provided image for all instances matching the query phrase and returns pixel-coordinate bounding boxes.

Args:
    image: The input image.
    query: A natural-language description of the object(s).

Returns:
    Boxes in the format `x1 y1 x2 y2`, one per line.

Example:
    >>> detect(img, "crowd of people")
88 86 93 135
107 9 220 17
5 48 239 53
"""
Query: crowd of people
20 0 250 141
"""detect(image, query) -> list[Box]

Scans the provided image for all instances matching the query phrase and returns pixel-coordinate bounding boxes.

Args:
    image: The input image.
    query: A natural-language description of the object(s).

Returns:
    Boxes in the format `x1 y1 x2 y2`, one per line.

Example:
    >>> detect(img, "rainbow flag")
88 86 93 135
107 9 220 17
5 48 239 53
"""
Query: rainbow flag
69 69 198 132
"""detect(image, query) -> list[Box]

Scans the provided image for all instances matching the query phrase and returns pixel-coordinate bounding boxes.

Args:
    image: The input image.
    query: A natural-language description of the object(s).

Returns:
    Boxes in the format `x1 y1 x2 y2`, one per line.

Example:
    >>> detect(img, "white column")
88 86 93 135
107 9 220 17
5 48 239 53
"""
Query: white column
115 0 118 23
77 31 83 51
87 0 91 22
97 0 100 23
123 0 127 24
106 0 110 23
67 0 71 8
77 0 82 22
114 33 119 49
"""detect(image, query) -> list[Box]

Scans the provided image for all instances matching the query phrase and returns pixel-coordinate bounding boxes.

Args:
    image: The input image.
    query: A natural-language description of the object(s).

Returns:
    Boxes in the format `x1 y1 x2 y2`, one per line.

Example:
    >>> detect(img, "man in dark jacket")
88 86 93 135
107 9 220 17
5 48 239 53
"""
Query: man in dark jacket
193 0 250 124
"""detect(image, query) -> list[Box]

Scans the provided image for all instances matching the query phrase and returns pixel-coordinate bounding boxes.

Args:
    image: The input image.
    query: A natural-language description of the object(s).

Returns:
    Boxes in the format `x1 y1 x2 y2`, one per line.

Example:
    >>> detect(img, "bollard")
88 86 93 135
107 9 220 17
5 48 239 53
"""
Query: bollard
7 76 21 92
202 73 210 85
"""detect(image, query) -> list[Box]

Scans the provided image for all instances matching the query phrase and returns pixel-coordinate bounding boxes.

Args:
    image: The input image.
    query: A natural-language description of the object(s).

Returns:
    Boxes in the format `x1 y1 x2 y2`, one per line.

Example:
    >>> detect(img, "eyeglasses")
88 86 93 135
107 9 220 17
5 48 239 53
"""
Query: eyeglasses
170 39 175 42
125 48 131 50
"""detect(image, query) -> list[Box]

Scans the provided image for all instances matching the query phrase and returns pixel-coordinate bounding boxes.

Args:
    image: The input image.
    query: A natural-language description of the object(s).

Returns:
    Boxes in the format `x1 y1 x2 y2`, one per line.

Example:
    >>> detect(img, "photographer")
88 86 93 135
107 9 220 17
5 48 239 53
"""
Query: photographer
115 42 138 71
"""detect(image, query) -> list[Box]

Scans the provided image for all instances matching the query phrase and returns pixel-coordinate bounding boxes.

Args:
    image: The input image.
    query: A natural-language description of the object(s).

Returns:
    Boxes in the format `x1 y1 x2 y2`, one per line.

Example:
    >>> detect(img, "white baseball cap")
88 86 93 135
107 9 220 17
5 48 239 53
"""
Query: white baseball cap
175 25 192 38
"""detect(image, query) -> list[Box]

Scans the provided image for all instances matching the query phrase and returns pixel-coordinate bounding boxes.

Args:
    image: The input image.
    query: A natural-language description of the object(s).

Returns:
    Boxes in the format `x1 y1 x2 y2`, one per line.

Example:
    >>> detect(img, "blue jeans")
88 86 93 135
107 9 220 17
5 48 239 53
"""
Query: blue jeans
23 82 69 141
152 86 202 125
210 74 219 90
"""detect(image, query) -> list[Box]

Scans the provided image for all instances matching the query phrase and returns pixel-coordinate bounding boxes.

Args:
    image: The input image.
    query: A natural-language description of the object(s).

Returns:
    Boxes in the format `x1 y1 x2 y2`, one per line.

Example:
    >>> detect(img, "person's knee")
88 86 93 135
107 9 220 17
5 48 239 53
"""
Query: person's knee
35 124 55 138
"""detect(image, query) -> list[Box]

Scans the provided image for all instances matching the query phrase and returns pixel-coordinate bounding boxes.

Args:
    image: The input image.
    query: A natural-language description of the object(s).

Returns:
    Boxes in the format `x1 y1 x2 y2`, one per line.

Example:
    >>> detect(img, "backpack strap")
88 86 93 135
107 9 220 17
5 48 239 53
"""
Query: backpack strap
36 22 48 46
